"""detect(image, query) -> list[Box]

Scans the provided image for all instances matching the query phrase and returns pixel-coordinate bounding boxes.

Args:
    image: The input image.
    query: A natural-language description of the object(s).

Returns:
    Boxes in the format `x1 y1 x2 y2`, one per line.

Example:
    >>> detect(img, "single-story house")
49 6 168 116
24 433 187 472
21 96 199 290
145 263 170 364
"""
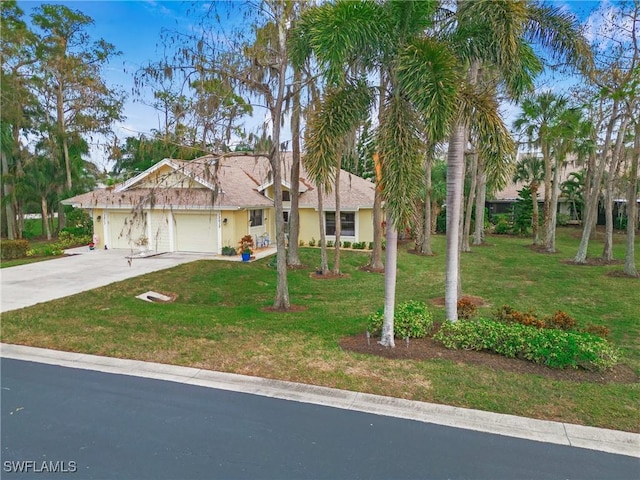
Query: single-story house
62 154 376 254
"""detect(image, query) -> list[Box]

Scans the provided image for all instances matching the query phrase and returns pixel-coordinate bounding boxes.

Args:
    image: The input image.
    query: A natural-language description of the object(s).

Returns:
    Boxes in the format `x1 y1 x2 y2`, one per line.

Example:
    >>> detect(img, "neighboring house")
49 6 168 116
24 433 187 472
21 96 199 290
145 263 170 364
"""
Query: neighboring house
487 159 582 220
62 154 375 254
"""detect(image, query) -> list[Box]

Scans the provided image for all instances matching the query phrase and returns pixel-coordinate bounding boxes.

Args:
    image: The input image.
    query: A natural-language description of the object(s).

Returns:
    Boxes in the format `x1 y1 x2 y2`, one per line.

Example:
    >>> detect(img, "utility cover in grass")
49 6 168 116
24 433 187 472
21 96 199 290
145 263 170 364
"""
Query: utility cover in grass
135 291 174 303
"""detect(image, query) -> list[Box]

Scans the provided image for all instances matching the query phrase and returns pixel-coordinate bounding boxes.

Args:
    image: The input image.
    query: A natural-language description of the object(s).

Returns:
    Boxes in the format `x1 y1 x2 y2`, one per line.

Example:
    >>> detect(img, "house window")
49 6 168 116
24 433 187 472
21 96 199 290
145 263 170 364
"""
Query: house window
282 190 291 202
283 211 289 223
325 212 355 236
250 209 263 227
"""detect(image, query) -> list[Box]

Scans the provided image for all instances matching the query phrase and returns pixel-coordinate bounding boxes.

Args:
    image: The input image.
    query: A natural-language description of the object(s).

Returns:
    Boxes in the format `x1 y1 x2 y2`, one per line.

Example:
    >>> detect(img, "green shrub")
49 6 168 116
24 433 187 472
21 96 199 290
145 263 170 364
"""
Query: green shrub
494 219 511 234
367 300 434 339
57 231 92 248
222 246 237 256
353 242 366 249
556 213 571 226
1 239 30 260
434 319 620 371
308 238 316 247
367 242 374 250
65 208 93 236
343 241 352 248
326 240 334 248
299 240 305 247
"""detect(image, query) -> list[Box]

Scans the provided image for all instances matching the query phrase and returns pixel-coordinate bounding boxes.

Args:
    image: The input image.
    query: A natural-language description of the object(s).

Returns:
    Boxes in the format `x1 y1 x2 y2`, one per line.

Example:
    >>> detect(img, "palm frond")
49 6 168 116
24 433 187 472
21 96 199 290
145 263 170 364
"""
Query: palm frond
303 79 374 192
397 37 460 143
378 94 425 228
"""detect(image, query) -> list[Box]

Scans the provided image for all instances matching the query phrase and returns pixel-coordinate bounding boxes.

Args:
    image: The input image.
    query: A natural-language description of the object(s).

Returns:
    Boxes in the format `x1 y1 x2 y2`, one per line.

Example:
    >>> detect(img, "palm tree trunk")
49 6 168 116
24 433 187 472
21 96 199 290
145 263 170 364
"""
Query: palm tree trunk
1 151 15 240
575 101 618 263
545 161 560 253
462 151 478 252
542 143 552 246
317 187 329 274
41 196 52 241
473 158 486 246
602 115 630 262
287 68 302 267
379 212 397 348
445 122 466 321
624 121 639 276
333 153 342 275
531 183 540 244
369 187 384 269
422 154 433 255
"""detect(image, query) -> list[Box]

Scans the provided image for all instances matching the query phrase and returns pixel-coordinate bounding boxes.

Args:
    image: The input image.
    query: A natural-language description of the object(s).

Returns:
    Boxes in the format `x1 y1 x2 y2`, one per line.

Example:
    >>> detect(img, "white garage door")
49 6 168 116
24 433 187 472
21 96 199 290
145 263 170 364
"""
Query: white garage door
174 213 218 253
108 212 147 249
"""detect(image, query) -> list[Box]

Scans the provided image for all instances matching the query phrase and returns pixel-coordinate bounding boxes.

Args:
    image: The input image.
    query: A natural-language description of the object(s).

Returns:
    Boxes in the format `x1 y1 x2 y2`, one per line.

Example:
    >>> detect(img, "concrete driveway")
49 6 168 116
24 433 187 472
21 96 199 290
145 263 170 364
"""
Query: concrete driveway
0 247 216 313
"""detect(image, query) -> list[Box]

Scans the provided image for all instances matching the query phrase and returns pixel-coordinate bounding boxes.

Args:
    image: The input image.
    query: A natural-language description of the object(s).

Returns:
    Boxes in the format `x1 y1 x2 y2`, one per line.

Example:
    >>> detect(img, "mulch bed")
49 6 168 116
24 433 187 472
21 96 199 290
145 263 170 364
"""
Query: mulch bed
339 330 639 385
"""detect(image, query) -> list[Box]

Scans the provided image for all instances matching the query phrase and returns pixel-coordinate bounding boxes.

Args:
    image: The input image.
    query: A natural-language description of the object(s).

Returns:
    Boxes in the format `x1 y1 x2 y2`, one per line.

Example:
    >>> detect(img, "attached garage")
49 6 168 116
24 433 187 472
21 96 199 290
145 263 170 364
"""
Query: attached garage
174 213 219 253
107 212 147 249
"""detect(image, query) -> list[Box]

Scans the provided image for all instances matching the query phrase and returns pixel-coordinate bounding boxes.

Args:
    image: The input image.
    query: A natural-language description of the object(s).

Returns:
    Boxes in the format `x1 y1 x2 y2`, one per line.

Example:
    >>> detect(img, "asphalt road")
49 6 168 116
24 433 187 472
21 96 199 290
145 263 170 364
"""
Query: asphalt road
1 358 638 480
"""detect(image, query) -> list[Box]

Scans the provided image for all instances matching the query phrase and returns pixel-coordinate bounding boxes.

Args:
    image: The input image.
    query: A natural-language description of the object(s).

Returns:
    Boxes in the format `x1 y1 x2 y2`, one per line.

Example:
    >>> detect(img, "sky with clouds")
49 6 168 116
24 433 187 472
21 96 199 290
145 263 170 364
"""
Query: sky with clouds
16 0 619 170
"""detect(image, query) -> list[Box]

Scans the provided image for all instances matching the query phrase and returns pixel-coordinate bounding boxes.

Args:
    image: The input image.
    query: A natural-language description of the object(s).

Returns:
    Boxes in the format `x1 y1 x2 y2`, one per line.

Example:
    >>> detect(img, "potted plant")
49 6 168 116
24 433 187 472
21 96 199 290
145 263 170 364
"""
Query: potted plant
238 235 254 262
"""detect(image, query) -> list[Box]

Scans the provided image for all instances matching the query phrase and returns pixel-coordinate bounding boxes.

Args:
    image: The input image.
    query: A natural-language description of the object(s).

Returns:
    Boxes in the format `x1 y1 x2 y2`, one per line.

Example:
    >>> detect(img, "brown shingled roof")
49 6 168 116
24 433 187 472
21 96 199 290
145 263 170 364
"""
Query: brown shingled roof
63 153 375 211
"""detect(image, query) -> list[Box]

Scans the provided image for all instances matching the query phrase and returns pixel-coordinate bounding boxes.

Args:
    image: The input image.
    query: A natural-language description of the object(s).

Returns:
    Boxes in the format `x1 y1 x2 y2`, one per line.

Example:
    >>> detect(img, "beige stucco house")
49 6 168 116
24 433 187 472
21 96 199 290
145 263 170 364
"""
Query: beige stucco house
63 154 376 254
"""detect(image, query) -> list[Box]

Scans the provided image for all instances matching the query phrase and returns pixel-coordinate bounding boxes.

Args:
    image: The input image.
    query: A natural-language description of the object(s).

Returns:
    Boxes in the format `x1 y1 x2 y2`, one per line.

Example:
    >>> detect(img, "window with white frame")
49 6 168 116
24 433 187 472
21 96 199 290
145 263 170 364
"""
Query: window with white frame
325 212 355 236
250 209 263 227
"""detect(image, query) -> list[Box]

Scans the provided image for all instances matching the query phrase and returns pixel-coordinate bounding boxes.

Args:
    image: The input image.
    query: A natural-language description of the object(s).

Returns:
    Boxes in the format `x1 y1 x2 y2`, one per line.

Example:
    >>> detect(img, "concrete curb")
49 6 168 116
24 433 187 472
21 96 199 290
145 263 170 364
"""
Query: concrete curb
1 343 638 458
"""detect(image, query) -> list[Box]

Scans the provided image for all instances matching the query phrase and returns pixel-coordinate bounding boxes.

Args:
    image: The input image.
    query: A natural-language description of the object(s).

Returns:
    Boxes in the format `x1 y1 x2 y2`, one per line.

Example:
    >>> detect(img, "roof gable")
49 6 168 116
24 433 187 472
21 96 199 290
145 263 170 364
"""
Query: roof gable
115 158 218 193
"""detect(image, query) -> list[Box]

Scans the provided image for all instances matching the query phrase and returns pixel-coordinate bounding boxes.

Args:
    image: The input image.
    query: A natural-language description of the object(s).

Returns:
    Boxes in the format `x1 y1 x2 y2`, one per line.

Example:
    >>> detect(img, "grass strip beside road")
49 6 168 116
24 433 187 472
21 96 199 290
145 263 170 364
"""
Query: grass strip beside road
2 228 638 432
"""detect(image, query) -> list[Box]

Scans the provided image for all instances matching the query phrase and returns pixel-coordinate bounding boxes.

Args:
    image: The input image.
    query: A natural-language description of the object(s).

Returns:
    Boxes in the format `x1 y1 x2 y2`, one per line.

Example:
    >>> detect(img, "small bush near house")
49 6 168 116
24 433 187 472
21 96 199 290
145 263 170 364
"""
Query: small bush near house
457 297 477 319
308 238 316 247
1 240 30 260
367 300 434 339
343 241 352 248
57 231 92 248
434 319 620 371
222 246 237 256
556 213 571 226
352 242 366 250
299 240 305 247
326 240 334 248
367 242 374 250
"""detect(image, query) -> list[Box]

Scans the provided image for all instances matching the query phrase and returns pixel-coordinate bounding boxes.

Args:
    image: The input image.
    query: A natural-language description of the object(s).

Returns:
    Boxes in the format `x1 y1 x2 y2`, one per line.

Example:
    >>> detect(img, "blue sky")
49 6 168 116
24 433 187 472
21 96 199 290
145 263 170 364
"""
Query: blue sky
17 1 611 169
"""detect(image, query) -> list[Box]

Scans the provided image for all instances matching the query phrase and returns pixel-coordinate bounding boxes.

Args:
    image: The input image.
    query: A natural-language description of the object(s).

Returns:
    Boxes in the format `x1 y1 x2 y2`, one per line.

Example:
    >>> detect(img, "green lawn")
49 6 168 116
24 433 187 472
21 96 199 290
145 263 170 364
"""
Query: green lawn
2 227 638 432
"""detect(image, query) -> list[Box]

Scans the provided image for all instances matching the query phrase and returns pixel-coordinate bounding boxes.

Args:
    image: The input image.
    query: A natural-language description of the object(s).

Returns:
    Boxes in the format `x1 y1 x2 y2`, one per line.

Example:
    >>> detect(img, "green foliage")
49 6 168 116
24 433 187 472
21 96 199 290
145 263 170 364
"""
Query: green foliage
434 319 620 371
1 239 30 260
343 241 352 248
56 231 92 248
436 209 447 233
512 187 533 235
352 242 366 250
556 213 571 226
367 300 434 339
63 208 93 237
308 238 316 247
326 240 334 248
222 246 237 256
494 219 511 234
299 240 305 247
367 242 374 250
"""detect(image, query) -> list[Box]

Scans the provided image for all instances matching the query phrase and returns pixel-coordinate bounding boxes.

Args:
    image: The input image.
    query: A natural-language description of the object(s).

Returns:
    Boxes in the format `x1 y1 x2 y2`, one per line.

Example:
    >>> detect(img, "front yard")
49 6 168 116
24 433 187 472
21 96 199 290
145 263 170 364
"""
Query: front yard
1 228 638 432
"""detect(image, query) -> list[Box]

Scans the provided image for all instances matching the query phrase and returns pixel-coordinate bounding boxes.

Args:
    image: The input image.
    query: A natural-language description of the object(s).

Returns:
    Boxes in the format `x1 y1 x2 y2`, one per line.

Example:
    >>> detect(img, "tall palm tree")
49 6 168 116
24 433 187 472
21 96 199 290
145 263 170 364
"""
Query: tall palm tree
513 155 545 244
294 0 460 345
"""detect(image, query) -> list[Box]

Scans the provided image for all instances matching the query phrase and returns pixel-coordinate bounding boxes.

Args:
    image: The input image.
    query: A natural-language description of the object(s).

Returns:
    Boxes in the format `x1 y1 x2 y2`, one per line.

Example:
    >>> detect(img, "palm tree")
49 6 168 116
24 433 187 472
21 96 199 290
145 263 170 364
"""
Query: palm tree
294 0 460 346
441 0 591 319
513 155 545 244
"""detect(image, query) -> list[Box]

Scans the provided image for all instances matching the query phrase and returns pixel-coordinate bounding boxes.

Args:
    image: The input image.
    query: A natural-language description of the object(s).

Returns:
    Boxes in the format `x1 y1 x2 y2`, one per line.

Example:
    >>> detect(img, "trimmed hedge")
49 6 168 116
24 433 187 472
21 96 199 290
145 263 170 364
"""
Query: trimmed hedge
434 318 620 371
1 240 30 260
367 300 434 339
